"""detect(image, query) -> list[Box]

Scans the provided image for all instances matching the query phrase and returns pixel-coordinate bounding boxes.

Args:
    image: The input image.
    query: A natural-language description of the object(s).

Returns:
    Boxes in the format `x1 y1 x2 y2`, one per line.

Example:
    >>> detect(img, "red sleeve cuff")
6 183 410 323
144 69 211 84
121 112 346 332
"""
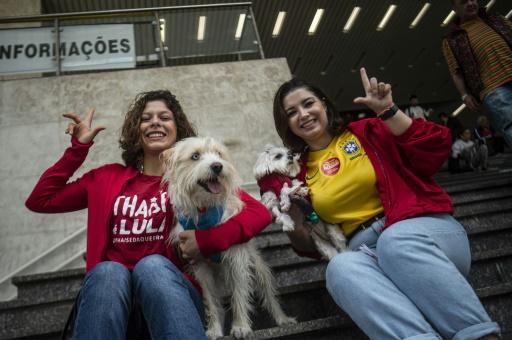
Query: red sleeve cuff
195 190 272 257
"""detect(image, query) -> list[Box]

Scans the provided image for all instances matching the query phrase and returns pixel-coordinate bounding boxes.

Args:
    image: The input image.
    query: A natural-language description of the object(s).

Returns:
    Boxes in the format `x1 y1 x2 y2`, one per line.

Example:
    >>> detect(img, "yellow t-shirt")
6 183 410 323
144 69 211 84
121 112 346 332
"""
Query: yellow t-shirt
306 131 384 236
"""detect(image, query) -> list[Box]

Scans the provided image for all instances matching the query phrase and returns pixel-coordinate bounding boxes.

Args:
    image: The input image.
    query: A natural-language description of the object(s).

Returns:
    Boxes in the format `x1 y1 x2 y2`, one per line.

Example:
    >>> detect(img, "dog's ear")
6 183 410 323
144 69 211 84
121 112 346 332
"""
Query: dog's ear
263 144 275 152
160 147 176 184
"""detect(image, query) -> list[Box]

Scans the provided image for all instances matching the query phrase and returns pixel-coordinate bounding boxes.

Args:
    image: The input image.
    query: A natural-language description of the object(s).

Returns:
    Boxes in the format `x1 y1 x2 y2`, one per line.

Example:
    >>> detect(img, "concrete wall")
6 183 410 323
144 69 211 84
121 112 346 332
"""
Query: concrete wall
0 58 291 279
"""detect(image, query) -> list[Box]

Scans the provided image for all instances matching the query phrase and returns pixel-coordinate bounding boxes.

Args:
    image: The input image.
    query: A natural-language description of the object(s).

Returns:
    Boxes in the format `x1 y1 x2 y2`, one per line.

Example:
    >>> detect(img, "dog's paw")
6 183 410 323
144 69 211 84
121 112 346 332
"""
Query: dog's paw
282 223 295 232
205 327 223 340
230 325 252 339
295 186 309 197
276 315 297 326
279 198 291 211
319 246 339 260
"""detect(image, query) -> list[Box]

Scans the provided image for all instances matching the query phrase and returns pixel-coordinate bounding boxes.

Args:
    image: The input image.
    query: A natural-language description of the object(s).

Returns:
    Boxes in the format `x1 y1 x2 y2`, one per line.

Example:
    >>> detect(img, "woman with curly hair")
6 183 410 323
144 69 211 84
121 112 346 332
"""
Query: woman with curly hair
26 90 271 339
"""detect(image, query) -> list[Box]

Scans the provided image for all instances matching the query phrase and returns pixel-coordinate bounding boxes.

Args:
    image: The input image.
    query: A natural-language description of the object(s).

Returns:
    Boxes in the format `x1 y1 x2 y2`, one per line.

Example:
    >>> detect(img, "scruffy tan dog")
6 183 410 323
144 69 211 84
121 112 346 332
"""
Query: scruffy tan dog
163 137 295 339
254 144 347 260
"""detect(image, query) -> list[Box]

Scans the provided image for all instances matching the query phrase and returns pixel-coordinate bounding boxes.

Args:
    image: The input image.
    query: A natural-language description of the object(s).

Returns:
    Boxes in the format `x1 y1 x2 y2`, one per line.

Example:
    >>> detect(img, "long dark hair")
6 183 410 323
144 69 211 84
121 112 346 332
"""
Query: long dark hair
273 78 346 152
119 90 197 168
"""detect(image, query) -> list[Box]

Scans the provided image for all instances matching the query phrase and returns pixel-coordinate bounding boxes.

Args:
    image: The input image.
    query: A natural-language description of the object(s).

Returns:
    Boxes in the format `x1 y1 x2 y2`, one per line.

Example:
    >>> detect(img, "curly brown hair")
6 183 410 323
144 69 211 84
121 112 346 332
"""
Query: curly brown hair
119 90 197 168
273 78 346 153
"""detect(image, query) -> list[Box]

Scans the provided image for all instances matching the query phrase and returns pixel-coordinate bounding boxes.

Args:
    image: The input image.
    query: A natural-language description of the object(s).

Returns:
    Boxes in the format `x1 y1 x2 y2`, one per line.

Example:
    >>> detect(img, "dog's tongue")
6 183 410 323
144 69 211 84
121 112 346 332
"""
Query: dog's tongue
207 181 222 194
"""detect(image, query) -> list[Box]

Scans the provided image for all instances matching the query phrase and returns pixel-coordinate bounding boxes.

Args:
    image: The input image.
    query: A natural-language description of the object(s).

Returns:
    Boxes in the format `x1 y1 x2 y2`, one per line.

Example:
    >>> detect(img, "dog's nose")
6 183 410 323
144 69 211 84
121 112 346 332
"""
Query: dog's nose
211 162 223 175
287 152 293 160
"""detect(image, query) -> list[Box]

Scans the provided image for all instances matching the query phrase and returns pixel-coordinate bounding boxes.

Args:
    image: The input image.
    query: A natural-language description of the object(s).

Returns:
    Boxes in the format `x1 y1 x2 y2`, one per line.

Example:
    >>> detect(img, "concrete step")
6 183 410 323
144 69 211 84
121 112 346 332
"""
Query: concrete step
218 282 512 340
2 243 510 340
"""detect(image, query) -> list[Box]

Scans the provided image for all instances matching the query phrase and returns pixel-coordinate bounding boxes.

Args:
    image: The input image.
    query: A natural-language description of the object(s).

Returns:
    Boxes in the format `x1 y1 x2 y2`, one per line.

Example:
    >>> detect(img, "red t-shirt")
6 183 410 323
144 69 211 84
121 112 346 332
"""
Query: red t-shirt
105 173 170 270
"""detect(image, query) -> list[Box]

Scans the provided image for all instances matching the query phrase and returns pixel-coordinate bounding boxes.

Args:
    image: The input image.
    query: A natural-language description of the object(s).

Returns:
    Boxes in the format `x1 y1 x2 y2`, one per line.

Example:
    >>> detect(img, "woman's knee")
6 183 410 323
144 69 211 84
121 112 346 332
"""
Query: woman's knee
132 254 181 286
87 261 131 286
326 252 363 292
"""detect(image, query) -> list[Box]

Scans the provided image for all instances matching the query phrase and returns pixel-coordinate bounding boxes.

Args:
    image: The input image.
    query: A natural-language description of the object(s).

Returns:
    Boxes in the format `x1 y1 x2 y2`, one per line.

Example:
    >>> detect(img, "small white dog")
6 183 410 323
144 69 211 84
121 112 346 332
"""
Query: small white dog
254 144 347 260
163 137 295 339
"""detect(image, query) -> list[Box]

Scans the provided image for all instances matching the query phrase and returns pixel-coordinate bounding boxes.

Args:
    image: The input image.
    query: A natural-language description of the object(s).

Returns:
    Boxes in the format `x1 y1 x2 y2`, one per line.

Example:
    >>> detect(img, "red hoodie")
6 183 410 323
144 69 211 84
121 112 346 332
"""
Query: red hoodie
297 118 454 230
26 137 272 277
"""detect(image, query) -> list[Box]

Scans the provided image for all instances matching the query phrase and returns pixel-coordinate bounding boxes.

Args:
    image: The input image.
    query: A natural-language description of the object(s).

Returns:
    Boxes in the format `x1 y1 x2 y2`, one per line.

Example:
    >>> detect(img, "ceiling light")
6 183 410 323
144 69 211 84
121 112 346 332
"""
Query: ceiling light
235 14 246 39
441 10 455 27
308 9 324 35
507 9 512 19
272 11 286 37
485 0 496 11
410 3 430 29
197 16 206 41
377 5 397 31
159 18 166 43
343 7 361 33
452 103 466 116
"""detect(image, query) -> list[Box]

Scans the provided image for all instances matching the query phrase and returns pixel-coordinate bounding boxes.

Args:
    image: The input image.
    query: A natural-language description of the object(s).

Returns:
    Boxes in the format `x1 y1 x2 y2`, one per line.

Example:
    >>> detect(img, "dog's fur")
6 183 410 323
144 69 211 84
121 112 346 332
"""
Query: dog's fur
254 145 347 260
163 137 295 339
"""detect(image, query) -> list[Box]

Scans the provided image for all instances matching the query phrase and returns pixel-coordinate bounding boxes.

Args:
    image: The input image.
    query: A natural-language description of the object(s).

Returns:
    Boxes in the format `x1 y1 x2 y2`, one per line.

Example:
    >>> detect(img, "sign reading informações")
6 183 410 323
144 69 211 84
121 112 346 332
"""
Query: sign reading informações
0 24 136 74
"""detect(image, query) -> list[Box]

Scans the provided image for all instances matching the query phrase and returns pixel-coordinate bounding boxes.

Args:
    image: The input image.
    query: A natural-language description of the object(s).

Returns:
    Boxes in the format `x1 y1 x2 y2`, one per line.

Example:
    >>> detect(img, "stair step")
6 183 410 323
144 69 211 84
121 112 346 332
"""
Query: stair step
218 282 512 340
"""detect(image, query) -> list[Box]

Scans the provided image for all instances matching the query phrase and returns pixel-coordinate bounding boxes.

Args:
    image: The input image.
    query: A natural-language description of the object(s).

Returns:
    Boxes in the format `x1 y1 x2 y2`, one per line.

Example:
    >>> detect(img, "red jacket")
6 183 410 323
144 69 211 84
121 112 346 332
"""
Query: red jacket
26 137 272 275
298 118 454 230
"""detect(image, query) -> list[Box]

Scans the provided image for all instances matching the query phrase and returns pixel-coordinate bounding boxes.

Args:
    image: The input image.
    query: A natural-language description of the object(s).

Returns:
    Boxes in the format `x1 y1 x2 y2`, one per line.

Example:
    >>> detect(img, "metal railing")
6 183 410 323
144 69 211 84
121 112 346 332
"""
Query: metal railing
0 2 264 76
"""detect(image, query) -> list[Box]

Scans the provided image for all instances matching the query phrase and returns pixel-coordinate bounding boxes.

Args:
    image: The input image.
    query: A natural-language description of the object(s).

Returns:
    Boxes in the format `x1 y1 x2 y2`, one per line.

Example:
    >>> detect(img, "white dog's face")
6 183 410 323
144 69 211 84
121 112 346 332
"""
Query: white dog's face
253 145 301 180
163 137 240 216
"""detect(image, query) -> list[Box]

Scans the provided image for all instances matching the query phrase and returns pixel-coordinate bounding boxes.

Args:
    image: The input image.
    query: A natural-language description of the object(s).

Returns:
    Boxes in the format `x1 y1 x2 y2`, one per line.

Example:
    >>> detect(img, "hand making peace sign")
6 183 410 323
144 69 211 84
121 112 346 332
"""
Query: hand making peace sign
353 67 394 115
63 108 106 144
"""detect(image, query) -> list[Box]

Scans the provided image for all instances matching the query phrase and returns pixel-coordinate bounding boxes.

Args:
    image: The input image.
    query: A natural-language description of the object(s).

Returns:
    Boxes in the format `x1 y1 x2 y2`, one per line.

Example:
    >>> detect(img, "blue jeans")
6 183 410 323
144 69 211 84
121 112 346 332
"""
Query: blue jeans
326 214 500 340
73 255 206 340
482 82 512 148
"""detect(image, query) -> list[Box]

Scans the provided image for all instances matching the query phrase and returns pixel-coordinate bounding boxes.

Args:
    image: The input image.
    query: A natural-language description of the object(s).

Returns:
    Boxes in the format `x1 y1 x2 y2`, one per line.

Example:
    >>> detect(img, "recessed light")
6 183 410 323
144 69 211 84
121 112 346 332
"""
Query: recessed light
235 14 246 39
410 3 430 29
197 16 206 41
377 5 397 31
441 10 455 27
343 7 361 33
272 11 286 37
308 9 324 35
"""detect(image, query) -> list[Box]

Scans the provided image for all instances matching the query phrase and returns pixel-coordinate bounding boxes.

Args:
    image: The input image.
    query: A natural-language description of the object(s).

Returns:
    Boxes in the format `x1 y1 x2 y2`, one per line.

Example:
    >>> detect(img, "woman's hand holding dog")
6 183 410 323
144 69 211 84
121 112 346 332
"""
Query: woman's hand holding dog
178 230 202 264
63 108 106 144
285 205 317 253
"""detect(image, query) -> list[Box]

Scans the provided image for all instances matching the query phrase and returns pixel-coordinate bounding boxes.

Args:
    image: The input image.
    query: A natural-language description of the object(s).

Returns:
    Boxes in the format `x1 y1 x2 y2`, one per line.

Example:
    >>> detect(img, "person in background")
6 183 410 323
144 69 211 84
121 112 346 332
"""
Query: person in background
451 128 489 173
442 0 512 148
271 68 500 339
404 94 429 120
438 111 463 142
474 115 505 156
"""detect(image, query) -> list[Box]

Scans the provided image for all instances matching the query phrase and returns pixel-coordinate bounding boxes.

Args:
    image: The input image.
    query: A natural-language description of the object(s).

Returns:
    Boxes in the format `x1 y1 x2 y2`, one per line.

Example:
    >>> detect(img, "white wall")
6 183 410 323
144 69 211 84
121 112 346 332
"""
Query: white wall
0 58 291 278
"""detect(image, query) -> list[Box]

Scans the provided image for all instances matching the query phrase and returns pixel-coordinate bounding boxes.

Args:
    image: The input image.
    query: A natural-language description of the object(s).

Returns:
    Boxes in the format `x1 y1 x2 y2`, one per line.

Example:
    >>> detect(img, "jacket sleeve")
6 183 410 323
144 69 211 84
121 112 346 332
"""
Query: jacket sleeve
394 119 452 178
25 137 93 213
195 190 272 257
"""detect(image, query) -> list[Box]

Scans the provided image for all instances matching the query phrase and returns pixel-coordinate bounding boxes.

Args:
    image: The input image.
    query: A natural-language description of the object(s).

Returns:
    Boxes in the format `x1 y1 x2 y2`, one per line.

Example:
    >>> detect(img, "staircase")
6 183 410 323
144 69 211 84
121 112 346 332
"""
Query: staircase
1 154 511 340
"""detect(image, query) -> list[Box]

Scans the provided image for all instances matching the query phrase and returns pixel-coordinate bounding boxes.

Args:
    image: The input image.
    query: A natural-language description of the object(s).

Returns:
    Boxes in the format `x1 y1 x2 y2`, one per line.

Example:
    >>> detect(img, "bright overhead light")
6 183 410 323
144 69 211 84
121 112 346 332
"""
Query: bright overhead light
308 8 324 35
343 7 361 33
272 11 286 37
452 103 466 116
485 0 496 11
377 5 397 31
507 9 512 19
441 10 456 27
159 18 166 43
197 15 206 41
410 3 431 28
235 14 246 39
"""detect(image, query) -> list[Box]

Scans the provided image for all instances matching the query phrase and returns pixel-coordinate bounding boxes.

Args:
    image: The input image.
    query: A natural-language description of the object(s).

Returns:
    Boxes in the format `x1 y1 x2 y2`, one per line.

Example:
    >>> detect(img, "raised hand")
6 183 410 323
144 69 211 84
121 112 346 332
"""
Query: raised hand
63 108 106 144
353 68 394 115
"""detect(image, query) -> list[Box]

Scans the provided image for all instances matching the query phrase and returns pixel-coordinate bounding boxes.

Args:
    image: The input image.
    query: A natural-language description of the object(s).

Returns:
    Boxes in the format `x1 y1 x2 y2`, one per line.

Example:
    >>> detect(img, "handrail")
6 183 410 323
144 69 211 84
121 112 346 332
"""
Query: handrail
0 226 86 286
0 2 252 24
